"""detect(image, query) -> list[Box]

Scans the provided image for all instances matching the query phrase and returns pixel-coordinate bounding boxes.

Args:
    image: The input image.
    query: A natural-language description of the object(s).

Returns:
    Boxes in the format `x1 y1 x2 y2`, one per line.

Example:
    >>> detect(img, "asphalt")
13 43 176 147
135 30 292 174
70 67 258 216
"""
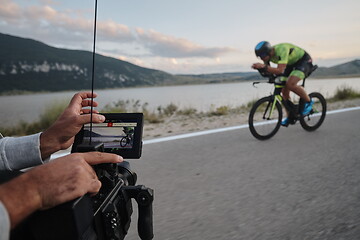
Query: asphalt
127 108 360 240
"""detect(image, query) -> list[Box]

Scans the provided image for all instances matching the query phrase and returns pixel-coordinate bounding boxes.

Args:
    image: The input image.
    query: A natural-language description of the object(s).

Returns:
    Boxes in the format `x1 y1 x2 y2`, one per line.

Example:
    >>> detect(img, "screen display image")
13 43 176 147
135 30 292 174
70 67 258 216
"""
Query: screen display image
83 121 137 150
72 113 143 159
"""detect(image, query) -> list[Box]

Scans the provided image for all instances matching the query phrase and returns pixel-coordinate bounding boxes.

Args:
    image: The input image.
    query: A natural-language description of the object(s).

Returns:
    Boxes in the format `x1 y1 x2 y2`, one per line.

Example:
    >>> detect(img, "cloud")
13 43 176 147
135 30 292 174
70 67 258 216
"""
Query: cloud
0 0 21 20
135 28 237 58
0 0 133 44
38 0 58 5
0 0 237 60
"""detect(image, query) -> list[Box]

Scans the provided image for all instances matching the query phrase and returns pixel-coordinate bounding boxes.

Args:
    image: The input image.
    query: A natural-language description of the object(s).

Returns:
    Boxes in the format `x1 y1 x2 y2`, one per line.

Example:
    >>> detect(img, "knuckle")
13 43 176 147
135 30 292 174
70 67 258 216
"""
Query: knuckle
72 164 85 175
73 92 82 100
72 153 87 165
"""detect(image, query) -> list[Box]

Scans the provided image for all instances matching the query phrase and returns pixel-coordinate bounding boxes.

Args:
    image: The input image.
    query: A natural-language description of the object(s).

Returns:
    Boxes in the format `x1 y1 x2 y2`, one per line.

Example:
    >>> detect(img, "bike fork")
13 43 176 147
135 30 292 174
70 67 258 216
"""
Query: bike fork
265 95 281 120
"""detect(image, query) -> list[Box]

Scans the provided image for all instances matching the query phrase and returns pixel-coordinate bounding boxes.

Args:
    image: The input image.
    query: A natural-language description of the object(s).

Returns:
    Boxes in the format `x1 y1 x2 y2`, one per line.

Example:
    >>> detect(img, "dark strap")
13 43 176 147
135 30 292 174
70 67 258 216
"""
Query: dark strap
289 48 294 55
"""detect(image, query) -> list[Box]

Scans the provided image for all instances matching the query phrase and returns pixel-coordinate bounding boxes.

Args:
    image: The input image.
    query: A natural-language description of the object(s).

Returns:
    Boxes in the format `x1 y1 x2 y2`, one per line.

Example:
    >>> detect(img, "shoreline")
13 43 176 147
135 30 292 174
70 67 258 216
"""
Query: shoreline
1 75 360 97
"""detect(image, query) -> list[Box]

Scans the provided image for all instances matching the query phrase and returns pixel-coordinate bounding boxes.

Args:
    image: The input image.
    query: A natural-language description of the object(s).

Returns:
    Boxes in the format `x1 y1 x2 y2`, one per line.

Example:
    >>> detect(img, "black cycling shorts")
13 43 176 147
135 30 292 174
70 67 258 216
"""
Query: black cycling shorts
283 52 313 78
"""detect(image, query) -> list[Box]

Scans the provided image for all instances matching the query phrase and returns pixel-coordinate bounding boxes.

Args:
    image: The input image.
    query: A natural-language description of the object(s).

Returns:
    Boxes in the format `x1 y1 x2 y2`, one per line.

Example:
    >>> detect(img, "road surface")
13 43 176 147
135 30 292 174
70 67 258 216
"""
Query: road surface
127 108 360 240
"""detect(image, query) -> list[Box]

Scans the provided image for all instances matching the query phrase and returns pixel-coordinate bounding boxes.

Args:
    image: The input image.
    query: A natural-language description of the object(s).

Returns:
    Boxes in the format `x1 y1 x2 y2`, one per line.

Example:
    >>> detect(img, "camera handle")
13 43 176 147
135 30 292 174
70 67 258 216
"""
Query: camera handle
122 185 154 240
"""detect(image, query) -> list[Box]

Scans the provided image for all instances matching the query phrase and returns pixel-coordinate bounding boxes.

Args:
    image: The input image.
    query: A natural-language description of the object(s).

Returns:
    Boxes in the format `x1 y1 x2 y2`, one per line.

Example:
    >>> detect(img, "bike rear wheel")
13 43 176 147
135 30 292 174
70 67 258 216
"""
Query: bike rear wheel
248 96 282 140
299 92 327 131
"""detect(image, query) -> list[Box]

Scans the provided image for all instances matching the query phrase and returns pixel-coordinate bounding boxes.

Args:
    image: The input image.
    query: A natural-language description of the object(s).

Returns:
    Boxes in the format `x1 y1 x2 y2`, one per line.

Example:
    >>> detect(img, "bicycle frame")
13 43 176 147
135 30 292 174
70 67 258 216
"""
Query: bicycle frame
269 86 283 119
267 80 303 121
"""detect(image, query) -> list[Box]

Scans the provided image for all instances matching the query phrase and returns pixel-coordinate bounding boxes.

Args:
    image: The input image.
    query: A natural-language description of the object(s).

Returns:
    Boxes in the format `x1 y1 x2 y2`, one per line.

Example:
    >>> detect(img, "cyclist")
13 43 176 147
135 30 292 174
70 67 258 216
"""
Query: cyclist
123 126 134 136
251 41 314 126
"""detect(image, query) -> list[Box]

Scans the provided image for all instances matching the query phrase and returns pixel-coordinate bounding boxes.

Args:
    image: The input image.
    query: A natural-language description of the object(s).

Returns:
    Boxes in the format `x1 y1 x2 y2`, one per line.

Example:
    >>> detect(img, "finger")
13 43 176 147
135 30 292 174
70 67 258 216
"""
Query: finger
88 179 102 195
80 159 99 179
78 91 98 99
82 99 99 108
78 113 105 125
80 152 123 165
81 109 99 114
68 92 98 110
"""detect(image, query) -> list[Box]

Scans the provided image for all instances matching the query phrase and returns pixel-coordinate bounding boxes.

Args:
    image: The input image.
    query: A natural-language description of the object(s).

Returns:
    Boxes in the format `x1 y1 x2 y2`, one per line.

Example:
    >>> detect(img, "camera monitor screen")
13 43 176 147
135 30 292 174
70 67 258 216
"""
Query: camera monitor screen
72 113 143 159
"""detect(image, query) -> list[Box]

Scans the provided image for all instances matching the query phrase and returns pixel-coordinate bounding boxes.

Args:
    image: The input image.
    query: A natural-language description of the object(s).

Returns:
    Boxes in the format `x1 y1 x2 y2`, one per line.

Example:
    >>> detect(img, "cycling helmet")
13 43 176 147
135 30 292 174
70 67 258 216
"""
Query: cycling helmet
255 41 272 58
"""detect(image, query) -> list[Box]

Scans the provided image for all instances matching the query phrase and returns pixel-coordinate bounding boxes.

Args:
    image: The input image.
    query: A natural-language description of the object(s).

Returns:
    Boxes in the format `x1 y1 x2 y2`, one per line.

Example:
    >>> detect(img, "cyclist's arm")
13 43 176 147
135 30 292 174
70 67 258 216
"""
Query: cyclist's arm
265 63 286 76
252 62 286 76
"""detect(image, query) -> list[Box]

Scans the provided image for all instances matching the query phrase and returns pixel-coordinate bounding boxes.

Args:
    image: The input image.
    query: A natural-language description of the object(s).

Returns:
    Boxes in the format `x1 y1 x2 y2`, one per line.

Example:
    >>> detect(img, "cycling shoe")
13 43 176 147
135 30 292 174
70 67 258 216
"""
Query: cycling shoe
281 118 289 127
302 99 314 115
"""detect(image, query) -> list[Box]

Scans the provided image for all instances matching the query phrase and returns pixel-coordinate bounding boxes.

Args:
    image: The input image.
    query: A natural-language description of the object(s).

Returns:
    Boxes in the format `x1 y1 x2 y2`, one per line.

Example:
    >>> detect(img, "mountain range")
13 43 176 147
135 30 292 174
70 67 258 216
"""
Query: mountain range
0 32 359 94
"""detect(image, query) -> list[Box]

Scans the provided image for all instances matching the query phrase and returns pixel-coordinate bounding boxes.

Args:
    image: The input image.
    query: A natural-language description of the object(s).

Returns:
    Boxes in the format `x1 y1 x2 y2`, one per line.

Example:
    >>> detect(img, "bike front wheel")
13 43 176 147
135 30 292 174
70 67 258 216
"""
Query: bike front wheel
120 136 128 147
248 96 282 140
299 92 327 131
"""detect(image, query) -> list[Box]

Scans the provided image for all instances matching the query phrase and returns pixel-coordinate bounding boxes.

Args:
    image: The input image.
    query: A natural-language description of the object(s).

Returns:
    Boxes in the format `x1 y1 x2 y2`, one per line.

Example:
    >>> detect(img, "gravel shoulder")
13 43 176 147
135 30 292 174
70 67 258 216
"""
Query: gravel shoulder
143 98 360 140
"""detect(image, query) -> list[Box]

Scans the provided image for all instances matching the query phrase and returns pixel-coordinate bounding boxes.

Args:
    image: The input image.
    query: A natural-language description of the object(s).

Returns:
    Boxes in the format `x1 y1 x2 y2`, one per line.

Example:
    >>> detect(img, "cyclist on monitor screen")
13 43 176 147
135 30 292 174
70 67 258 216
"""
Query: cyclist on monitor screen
251 41 314 126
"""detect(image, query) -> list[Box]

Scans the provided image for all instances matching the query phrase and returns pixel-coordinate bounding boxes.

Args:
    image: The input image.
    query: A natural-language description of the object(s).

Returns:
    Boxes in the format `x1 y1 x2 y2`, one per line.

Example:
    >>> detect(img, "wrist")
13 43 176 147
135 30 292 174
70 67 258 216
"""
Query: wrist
40 131 62 160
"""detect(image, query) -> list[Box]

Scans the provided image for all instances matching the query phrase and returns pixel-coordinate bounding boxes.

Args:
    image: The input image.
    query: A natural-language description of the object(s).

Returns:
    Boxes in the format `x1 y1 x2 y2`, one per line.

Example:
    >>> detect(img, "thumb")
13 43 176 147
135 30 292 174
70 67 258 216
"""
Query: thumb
79 113 105 125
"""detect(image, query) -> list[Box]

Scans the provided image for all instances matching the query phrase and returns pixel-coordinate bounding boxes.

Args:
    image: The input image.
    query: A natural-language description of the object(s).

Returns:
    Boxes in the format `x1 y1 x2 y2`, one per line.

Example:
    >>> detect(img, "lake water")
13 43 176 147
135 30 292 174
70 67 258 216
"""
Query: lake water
1 77 359 127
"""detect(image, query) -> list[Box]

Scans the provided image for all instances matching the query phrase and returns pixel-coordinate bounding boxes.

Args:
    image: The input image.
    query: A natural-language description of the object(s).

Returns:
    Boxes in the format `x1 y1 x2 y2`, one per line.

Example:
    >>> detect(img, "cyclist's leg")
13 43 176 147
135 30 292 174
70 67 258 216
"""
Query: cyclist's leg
286 53 313 102
287 70 315 115
286 71 311 102
281 86 290 100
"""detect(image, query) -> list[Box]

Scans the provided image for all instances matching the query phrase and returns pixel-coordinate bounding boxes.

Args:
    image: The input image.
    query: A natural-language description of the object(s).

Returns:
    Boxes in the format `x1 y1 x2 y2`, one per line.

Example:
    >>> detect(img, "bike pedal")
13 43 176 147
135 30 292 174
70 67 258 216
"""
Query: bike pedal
287 117 296 125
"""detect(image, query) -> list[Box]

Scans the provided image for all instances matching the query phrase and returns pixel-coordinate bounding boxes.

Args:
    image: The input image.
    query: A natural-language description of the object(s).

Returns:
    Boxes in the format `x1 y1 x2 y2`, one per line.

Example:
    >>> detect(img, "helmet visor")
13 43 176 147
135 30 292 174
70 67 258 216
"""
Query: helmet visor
257 52 269 59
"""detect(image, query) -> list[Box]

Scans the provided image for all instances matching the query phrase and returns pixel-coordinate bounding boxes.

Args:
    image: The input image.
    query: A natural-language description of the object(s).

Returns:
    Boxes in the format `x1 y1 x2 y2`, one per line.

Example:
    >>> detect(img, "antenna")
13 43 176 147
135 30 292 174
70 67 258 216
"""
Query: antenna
89 0 98 144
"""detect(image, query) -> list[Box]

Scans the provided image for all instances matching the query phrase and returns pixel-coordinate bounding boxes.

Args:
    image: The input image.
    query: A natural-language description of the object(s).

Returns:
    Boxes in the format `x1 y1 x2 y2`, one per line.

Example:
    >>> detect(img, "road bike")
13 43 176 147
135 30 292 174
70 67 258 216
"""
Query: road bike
248 65 327 140
120 133 133 147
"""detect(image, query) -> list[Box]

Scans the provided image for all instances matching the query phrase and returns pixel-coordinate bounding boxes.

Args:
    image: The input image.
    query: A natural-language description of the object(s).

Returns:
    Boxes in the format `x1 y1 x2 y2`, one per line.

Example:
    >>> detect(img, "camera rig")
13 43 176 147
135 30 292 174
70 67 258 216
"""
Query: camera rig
77 142 154 240
10 142 154 240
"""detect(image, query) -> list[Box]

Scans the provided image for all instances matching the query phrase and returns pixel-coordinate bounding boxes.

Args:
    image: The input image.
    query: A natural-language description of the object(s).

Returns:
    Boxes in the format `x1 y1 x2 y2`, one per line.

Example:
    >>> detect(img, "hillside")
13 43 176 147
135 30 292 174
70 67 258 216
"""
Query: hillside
312 60 360 78
0 33 190 93
0 32 359 94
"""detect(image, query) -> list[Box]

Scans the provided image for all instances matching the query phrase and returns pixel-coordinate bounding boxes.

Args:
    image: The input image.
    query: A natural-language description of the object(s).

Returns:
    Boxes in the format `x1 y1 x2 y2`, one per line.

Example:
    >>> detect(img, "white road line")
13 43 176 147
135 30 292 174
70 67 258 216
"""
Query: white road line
143 124 249 145
324 106 360 115
52 106 360 158
143 106 360 145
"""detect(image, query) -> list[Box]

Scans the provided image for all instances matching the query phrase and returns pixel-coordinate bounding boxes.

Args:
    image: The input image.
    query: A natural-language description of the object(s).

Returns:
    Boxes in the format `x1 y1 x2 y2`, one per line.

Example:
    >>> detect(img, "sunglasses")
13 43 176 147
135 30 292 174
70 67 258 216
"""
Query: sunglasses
257 53 269 59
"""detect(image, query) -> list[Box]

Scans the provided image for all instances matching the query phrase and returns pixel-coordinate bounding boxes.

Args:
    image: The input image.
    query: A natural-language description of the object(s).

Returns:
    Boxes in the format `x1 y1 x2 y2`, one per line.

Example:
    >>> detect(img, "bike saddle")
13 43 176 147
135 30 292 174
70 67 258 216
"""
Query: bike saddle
308 65 318 77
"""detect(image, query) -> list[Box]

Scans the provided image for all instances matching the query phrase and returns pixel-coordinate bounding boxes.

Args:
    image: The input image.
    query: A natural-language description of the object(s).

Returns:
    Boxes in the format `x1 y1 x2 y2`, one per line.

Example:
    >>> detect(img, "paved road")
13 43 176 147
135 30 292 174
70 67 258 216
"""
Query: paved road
127 108 360 240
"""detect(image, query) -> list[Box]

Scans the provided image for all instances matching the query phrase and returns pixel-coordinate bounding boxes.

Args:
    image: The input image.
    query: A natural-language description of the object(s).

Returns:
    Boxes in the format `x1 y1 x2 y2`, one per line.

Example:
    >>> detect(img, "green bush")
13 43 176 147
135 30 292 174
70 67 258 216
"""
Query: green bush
1 100 68 136
163 103 178 116
210 106 229 116
177 107 197 116
143 111 163 124
330 85 360 101
102 99 148 113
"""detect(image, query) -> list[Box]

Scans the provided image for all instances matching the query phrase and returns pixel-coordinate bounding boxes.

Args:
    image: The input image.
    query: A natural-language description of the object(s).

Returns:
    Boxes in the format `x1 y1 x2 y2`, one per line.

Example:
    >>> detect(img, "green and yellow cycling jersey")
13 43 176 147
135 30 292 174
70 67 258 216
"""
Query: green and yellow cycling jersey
270 43 305 65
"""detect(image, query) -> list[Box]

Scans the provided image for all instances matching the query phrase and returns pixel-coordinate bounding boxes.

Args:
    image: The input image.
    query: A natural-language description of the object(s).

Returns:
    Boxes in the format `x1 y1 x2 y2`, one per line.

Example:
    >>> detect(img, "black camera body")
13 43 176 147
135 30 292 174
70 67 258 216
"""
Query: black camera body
75 142 154 240
11 113 154 240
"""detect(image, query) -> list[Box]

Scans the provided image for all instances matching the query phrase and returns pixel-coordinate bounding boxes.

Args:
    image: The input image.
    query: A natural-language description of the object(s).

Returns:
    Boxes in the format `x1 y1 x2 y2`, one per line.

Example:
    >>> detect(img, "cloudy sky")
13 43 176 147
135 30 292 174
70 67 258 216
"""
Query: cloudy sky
1 0 360 74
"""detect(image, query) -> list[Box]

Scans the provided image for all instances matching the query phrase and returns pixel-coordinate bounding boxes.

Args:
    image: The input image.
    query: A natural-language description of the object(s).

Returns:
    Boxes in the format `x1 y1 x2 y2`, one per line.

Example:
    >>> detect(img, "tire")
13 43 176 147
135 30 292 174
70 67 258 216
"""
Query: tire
120 136 128 147
248 96 283 140
299 92 327 131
